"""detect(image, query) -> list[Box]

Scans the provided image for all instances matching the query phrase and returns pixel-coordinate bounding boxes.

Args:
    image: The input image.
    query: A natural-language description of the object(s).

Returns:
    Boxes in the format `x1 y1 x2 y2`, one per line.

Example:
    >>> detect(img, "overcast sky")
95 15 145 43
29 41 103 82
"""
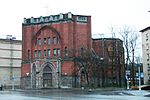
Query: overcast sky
0 0 149 40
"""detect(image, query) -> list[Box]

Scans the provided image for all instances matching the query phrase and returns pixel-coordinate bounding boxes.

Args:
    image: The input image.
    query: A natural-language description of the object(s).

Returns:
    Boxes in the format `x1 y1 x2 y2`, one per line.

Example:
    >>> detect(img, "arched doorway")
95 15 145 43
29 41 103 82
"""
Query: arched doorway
43 65 52 88
80 71 86 87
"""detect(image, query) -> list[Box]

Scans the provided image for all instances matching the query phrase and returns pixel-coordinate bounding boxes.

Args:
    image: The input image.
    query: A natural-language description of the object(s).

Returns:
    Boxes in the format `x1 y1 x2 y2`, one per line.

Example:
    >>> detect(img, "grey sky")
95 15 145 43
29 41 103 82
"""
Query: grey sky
0 0 149 40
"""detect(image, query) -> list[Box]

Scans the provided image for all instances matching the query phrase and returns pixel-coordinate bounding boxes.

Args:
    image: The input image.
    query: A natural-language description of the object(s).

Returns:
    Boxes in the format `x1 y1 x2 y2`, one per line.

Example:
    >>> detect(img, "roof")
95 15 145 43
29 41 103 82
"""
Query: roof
23 12 91 25
140 26 150 32
92 38 123 42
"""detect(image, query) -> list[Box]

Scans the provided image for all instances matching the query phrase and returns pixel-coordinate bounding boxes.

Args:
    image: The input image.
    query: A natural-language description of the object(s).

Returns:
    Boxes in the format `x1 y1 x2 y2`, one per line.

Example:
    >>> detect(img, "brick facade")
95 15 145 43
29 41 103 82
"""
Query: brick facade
21 12 92 89
92 38 125 86
21 12 125 89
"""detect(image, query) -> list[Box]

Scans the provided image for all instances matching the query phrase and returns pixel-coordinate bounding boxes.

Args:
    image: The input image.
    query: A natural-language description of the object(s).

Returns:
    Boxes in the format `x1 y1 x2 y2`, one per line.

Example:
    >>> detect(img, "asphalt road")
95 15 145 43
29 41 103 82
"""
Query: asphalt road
0 89 150 100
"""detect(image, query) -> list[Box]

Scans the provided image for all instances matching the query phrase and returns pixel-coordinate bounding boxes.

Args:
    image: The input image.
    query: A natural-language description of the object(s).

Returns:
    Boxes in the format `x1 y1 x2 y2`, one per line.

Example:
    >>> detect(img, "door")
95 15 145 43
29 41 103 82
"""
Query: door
43 65 52 87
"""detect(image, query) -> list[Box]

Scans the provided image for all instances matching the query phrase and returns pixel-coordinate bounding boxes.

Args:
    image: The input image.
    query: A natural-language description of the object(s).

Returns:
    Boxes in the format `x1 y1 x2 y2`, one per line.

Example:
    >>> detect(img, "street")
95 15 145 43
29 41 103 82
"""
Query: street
0 89 150 100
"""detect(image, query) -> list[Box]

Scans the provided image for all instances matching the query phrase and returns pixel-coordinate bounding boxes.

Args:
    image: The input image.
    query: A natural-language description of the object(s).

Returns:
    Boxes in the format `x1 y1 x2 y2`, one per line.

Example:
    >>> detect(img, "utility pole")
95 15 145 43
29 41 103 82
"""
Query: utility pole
136 57 141 91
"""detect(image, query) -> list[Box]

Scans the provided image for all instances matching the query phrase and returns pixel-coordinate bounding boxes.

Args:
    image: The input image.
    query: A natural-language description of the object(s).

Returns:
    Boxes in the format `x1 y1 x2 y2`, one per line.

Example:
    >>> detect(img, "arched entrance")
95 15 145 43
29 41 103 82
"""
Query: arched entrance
80 71 86 87
43 65 52 88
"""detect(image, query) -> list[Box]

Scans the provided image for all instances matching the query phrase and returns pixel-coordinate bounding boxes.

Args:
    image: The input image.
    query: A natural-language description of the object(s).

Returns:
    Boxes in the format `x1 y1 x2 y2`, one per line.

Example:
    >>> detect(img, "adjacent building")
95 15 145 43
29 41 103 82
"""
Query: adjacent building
140 26 150 84
92 38 125 86
0 38 22 89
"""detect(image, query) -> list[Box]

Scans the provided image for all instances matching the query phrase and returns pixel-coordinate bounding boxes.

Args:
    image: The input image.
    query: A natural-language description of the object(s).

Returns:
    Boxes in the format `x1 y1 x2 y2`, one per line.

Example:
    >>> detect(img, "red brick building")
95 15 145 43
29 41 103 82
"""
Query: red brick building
21 12 92 89
21 12 125 89
92 38 125 86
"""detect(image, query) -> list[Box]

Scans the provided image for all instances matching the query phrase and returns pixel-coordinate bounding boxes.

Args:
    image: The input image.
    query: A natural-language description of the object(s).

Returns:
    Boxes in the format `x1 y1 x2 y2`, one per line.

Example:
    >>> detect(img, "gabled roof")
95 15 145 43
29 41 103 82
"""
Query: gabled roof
140 26 150 32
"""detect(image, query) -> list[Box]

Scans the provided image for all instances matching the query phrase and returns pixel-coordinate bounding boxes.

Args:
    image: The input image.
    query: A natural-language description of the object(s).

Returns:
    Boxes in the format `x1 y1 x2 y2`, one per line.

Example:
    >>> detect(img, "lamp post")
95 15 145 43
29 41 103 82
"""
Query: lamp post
138 64 141 91
126 75 130 90
100 57 104 87
7 35 16 90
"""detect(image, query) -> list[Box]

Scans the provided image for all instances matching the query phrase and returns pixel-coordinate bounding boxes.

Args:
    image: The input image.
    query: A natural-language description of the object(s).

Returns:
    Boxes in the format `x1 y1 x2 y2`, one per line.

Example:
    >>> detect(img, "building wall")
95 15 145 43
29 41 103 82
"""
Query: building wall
0 39 22 89
21 12 125 89
21 12 91 89
140 27 150 84
92 38 125 86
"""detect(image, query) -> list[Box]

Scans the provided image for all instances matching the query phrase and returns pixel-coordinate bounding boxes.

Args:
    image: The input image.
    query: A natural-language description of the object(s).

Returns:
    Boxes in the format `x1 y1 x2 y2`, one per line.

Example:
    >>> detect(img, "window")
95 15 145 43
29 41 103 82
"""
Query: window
53 49 57 56
147 63 150 68
147 53 150 59
108 58 112 63
53 37 57 44
48 49 51 58
108 46 113 51
28 50 30 59
48 37 50 45
37 38 41 45
77 16 87 22
57 49 60 56
146 33 149 41
80 47 84 55
38 50 41 58
44 38 47 44
64 47 68 56
44 50 47 57
146 43 149 50
34 50 37 58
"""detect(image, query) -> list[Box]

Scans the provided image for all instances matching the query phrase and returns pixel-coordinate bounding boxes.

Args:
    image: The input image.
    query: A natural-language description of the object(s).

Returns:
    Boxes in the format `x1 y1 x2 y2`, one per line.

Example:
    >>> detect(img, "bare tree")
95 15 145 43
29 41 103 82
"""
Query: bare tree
119 25 138 86
74 48 94 88
73 47 106 88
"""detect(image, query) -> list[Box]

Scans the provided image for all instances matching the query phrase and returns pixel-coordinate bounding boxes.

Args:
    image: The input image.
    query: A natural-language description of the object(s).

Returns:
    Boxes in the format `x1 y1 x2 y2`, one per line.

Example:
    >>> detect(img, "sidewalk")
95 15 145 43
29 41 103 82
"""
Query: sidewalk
0 87 124 93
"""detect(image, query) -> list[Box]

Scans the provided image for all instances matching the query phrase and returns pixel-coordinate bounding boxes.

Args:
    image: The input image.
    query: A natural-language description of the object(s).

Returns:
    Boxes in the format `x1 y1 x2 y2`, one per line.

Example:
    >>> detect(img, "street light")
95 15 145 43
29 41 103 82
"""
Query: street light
138 64 141 91
126 75 130 90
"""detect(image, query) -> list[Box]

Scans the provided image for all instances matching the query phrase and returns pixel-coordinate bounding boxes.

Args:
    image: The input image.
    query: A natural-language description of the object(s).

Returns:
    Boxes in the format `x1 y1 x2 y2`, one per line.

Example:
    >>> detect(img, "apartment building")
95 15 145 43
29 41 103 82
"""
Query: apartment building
0 38 22 89
140 26 150 84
